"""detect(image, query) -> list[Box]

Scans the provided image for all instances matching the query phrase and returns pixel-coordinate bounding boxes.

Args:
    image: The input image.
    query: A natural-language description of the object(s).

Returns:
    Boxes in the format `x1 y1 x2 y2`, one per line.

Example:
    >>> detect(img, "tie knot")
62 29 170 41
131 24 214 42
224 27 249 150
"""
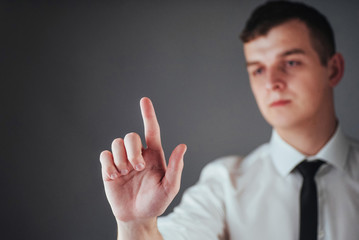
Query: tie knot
296 160 325 178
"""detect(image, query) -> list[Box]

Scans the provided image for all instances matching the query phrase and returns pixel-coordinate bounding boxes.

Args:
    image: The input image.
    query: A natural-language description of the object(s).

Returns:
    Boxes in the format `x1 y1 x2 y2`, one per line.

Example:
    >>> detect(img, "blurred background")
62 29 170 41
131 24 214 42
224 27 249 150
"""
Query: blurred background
2 0 359 239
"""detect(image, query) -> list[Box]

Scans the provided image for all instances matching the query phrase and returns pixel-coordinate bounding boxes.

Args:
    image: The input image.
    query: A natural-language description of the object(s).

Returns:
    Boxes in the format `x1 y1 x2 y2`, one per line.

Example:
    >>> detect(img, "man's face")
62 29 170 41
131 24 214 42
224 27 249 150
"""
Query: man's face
243 20 335 131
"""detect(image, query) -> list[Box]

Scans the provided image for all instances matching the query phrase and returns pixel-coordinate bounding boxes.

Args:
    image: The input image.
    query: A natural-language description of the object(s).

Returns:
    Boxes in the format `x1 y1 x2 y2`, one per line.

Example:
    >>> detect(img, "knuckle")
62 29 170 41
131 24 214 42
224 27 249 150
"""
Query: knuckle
99 150 111 163
124 132 140 141
111 138 123 148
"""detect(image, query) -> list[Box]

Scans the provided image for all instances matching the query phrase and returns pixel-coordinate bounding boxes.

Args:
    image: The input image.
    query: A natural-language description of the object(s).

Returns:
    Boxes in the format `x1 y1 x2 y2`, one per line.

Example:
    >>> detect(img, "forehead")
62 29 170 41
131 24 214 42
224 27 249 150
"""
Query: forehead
243 20 317 62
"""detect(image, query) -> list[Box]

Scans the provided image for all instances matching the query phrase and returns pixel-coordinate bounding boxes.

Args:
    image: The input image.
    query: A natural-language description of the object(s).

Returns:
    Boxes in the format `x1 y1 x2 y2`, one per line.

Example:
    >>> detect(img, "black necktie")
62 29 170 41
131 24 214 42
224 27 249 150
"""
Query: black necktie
296 160 324 240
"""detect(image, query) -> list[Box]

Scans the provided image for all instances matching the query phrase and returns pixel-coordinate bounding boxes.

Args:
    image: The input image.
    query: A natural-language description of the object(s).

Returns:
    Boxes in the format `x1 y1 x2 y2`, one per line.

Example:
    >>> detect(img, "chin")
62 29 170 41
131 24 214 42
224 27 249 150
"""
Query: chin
264 114 301 130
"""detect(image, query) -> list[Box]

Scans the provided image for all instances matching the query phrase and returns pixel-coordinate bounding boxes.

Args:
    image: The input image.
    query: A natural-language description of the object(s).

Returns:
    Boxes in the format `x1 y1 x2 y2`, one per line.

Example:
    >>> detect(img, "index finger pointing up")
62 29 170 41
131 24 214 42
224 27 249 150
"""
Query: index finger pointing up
140 97 162 150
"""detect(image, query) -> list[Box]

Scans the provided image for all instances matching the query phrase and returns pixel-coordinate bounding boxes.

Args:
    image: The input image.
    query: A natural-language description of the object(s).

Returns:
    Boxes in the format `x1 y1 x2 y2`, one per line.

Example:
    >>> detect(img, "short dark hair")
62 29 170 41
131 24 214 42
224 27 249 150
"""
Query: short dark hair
240 1 336 65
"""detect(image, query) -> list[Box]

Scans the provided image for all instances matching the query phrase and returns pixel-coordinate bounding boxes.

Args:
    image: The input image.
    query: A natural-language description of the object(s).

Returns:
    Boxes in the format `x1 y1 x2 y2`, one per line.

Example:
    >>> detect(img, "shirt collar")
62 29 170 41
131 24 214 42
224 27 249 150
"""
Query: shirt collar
269 126 349 177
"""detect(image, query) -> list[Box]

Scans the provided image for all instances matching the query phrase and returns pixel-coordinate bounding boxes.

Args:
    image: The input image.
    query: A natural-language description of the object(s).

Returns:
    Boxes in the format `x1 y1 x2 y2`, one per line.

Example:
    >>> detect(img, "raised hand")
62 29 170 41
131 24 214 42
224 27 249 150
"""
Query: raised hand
100 97 187 224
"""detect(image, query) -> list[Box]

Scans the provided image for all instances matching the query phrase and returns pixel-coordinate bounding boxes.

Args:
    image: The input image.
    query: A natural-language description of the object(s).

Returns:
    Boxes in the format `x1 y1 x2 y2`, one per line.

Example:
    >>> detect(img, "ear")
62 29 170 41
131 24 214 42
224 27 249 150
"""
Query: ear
328 53 345 87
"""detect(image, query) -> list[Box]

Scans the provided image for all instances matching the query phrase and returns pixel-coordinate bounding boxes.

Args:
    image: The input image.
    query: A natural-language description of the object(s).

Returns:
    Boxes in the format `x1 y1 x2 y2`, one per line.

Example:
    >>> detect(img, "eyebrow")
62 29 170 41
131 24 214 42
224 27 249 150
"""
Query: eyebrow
246 61 261 67
280 48 306 57
246 48 306 67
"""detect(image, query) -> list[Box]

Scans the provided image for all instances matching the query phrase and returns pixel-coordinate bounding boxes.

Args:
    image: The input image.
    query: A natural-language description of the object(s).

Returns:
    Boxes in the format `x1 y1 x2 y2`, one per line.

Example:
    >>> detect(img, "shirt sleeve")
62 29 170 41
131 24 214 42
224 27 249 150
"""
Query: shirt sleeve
158 158 237 240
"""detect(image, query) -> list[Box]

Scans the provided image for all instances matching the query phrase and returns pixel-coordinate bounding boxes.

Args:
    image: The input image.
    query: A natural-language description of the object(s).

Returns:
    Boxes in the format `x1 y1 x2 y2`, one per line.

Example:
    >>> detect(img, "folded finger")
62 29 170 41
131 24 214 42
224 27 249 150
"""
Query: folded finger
111 138 129 175
124 132 145 171
99 150 120 181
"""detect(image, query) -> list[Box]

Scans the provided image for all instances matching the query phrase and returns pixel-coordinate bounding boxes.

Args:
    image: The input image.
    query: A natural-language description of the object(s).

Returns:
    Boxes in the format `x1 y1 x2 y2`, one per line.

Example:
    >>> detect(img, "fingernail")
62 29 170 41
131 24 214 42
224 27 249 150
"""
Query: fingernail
135 163 145 171
120 169 129 175
110 173 118 179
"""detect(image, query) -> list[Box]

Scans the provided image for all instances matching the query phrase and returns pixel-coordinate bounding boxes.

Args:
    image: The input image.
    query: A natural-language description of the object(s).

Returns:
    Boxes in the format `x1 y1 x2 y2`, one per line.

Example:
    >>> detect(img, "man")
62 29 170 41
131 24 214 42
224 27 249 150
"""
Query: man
100 1 359 239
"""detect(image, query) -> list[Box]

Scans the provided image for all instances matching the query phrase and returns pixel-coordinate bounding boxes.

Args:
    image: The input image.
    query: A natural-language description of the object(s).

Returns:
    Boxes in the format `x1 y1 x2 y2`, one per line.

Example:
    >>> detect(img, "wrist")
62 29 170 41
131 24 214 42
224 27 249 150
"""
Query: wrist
117 218 163 240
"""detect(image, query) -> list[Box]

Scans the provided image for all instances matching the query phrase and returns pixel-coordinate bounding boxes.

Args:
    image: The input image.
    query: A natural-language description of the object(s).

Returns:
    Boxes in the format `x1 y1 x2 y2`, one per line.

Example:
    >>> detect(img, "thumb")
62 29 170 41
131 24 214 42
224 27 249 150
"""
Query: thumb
164 144 187 195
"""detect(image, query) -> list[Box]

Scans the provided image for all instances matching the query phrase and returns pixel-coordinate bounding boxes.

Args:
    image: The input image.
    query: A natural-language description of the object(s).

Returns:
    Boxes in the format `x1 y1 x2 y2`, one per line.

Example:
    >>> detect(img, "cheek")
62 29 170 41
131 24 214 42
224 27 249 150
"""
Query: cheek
250 83 268 111
294 80 327 107
303 68 329 91
250 82 263 103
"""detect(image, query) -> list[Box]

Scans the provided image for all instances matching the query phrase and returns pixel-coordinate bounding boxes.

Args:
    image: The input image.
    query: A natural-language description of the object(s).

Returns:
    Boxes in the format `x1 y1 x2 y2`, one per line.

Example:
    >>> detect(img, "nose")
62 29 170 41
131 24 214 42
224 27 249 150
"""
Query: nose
265 66 286 91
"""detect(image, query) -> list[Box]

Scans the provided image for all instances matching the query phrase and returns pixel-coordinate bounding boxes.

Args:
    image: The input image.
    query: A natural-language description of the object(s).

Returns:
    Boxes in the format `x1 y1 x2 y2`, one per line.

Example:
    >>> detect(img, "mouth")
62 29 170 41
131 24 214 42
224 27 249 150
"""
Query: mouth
270 99 291 107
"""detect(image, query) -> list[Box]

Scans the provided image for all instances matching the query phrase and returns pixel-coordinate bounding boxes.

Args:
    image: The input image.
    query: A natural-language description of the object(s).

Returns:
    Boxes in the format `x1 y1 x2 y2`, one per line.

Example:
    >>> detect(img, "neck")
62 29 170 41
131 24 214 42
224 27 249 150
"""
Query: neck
275 115 337 156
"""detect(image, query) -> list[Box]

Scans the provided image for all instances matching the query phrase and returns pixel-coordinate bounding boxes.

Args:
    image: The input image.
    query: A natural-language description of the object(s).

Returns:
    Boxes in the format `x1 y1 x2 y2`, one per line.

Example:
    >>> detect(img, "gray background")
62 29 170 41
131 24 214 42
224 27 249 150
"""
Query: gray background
2 0 359 239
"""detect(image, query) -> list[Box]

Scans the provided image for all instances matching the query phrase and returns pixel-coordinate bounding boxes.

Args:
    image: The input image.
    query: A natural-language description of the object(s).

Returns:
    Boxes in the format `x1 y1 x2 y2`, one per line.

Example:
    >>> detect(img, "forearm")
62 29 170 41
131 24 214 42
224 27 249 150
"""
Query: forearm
117 218 164 240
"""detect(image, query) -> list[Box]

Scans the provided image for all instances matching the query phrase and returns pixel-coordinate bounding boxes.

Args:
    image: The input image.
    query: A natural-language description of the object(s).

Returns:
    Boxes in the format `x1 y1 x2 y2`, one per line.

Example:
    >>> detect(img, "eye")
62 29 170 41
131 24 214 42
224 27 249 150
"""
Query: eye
286 60 301 67
253 67 264 76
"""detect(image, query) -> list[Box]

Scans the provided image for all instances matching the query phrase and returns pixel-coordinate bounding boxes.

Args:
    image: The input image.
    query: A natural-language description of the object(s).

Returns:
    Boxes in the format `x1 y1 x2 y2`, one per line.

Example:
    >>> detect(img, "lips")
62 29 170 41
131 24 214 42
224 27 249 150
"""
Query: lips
270 99 291 107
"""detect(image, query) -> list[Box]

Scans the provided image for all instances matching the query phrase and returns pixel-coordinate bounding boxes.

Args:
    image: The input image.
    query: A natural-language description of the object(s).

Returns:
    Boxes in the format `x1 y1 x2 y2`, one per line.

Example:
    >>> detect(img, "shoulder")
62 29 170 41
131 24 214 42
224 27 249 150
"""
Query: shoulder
199 143 270 182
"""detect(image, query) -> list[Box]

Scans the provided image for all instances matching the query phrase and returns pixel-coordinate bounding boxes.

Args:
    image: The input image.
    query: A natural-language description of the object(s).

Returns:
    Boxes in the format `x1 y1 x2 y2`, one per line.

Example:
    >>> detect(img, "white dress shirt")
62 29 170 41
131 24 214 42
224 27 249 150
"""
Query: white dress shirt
158 127 359 240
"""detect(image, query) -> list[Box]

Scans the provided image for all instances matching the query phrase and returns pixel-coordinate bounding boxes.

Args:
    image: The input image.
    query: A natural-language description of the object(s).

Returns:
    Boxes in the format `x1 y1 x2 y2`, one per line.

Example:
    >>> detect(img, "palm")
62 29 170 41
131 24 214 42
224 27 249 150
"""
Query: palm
105 149 169 221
